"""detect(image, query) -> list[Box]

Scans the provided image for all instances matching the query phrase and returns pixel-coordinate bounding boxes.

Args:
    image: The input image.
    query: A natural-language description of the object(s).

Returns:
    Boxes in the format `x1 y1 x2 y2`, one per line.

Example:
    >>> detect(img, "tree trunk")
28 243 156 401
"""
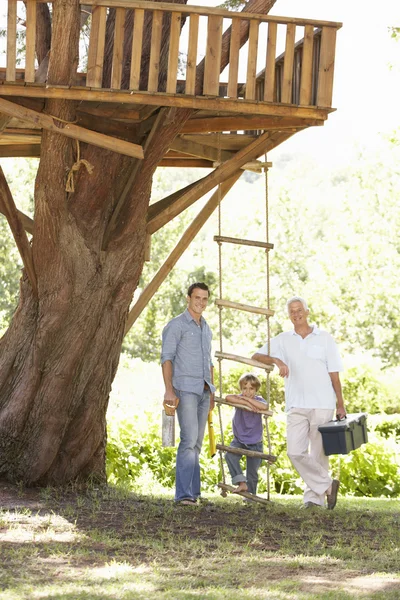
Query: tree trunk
0 0 276 486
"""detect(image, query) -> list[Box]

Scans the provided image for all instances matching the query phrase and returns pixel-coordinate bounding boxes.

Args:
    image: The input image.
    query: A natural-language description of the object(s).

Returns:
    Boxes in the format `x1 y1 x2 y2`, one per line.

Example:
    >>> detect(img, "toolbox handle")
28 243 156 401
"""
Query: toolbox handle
335 415 347 422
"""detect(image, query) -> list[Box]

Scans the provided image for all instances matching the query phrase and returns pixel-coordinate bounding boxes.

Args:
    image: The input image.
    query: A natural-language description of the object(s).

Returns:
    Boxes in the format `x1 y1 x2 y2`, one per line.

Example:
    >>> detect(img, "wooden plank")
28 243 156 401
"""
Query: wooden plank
215 396 273 415
25 0 37 83
86 6 107 87
203 15 223 95
245 19 259 100
0 84 332 120
148 10 163 92
125 173 241 333
0 166 37 296
214 235 273 249
281 23 296 104
185 14 199 95
227 17 241 98
215 299 274 317
299 24 314 106
0 144 41 159
317 26 337 107
0 97 144 159
218 482 271 504
6 0 17 82
181 115 320 134
81 1 343 29
111 7 126 89
130 8 145 90
264 21 277 102
215 350 274 372
216 445 276 462
166 12 181 94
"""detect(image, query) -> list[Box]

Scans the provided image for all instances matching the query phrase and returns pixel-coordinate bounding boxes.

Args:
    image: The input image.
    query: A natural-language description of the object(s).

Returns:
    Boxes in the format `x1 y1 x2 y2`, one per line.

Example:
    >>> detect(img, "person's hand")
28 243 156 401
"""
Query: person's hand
336 405 347 420
163 392 179 416
274 359 289 377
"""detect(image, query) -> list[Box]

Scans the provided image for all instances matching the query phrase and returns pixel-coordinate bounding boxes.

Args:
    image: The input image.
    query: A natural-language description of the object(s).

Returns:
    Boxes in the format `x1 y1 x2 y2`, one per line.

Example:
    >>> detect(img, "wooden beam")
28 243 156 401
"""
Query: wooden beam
125 173 241 333
0 144 41 158
81 1 343 29
0 97 144 159
215 351 274 371
147 130 294 234
0 167 37 296
0 86 333 120
215 396 273 415
216 445 276 462
218 482 271 504
181 115 322 134
159 158 212 168
170 136 232 162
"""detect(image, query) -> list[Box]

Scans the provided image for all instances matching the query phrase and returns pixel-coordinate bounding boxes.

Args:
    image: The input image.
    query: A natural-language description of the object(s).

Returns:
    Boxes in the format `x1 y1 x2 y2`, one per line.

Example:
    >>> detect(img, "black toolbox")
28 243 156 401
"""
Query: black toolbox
318 413 368 455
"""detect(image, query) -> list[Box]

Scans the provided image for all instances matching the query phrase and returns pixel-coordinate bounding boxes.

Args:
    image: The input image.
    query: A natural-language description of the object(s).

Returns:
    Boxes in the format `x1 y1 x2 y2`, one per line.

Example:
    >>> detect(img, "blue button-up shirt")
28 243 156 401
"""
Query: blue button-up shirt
161 309 215 396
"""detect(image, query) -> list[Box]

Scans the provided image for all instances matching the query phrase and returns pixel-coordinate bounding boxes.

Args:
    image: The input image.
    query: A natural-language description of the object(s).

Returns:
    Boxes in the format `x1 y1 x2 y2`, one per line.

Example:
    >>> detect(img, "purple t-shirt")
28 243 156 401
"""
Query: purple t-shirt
232 395 267 444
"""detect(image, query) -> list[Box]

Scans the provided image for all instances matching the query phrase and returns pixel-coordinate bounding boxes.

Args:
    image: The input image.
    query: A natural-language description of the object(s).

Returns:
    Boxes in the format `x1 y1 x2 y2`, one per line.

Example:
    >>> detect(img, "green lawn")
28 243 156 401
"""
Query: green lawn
0 483 399 600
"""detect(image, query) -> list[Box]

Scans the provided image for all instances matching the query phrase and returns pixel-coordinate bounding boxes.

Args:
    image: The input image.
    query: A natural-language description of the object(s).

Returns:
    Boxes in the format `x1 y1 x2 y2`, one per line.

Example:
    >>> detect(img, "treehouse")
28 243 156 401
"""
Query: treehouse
0 0 341 324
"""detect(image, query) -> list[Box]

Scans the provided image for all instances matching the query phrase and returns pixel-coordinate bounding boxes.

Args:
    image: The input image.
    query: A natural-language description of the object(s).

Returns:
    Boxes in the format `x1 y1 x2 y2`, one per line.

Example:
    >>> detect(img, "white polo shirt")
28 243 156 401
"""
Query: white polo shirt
258 326 343 412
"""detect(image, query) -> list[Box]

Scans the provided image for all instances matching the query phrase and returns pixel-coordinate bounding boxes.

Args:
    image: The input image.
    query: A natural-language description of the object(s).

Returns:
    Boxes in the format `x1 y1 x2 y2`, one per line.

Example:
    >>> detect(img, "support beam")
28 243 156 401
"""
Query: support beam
0 167 37 296
147 130 294 234
125 172 241 333
0 86 333 121
181 115 323 134
0 97 144 159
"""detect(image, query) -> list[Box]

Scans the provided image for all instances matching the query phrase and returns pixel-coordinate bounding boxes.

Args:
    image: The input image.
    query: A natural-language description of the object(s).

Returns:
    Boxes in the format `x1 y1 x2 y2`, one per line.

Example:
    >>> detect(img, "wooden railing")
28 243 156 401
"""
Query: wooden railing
3 0 341 108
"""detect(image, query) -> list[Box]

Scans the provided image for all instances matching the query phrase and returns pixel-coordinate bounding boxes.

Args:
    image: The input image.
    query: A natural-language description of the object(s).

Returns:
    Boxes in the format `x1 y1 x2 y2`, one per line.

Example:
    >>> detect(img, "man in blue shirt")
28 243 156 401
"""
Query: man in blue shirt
161 282 215 505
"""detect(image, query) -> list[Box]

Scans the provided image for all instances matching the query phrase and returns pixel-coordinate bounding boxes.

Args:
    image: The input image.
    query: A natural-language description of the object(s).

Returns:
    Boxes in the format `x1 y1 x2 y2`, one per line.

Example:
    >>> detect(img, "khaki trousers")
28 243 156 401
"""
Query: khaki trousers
287 408 334 506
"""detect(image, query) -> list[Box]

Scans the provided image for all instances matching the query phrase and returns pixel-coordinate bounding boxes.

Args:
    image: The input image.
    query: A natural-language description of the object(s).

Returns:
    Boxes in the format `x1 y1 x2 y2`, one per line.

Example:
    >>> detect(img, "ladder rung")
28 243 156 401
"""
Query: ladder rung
216 444 277 463
214 235 274 250
218 482 271 505
215 299 274 317
215 351 273 372
215 396 273 416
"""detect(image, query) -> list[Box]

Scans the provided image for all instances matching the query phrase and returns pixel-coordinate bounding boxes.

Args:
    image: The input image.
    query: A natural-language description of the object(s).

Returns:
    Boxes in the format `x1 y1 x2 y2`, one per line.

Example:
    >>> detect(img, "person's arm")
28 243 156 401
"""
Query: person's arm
252 352 289 377
329 372 346 419
246 397 269 412
162 360 179 408
225 394 267 413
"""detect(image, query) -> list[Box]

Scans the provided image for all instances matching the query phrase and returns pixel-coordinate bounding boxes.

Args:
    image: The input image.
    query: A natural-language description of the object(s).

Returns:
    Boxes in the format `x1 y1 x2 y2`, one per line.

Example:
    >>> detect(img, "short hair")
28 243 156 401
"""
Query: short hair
187 282 210 297
239 373 261 392
286 296 309 313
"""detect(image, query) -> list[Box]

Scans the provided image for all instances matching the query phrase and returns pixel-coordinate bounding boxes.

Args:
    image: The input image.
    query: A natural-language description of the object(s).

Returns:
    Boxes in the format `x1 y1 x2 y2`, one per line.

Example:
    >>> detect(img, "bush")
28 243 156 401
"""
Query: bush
341 364 397 414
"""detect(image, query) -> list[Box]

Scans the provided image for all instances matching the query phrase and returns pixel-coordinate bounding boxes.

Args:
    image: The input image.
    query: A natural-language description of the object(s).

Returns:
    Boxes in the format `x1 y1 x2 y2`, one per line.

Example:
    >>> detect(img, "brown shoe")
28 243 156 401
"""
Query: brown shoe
327 479 340 510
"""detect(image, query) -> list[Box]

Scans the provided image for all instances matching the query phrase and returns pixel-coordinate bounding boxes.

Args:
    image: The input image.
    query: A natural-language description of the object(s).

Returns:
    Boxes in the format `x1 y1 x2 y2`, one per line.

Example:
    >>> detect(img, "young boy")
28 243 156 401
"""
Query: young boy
225 373 268 495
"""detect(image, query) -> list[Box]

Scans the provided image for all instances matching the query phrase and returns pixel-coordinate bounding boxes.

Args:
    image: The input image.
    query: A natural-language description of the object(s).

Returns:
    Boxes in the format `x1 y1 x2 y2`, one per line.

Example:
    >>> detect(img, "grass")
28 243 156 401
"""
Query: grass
0 482 399 600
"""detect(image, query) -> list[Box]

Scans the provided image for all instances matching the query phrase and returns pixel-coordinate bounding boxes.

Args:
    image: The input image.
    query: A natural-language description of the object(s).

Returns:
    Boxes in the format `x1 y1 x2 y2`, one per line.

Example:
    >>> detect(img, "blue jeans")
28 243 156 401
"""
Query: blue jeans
175 390 210 501
225 438 263 495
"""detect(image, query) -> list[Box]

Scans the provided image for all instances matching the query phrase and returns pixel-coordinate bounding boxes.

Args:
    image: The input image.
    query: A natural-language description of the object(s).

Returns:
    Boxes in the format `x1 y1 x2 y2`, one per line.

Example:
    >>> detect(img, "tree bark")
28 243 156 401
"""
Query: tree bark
0 0 277 486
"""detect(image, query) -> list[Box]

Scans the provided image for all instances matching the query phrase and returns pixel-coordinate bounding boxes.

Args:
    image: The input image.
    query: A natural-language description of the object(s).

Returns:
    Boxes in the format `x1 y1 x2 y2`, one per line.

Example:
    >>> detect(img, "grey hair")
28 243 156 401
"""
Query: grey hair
286 296 309 313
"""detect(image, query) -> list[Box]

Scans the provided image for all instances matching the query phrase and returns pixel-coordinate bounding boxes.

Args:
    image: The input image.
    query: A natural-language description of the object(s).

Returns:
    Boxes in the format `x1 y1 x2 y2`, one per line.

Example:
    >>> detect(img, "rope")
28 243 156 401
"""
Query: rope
65 140 94 192
66 139 94 193
264 149 272 500
216 130 226 485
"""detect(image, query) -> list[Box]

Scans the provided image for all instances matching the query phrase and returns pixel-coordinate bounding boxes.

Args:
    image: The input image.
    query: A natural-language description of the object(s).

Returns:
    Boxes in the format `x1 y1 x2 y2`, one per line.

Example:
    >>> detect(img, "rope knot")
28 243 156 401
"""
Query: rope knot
65 140 94 193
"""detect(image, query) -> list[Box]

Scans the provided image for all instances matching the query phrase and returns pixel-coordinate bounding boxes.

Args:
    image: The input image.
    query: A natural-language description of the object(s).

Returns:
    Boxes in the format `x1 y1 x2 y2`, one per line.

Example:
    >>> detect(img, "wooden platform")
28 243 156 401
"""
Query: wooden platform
0 0 341 162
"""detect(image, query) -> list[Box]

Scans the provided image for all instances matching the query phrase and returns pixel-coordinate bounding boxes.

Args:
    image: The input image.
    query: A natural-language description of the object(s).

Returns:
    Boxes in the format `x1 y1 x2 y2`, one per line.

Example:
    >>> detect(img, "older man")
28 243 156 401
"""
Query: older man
161 282 215 505
252 297 346 509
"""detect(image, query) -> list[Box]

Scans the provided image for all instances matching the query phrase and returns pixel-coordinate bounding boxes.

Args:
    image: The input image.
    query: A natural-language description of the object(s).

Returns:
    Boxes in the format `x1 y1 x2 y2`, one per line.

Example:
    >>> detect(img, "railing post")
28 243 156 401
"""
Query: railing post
25 0 37 83
203 15 223 95
6 0 17 82
281 23 296 104
264 21 277 102
299 24 314 106
87 6 107 88
316 26 337 107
